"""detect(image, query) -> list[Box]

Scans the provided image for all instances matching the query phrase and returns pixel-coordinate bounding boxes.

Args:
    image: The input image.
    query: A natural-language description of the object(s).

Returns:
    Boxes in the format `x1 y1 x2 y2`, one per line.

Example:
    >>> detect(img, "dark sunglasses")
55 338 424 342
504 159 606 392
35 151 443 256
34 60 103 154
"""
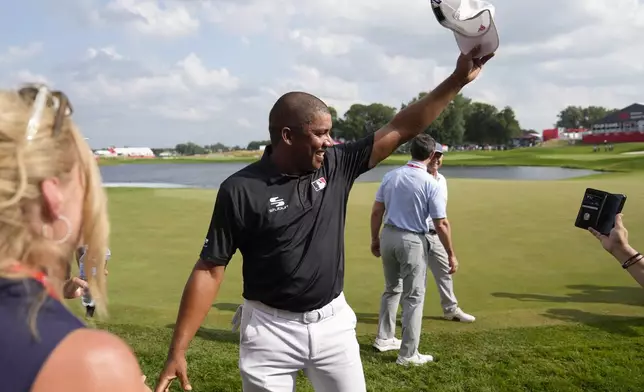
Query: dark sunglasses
18 84 73 141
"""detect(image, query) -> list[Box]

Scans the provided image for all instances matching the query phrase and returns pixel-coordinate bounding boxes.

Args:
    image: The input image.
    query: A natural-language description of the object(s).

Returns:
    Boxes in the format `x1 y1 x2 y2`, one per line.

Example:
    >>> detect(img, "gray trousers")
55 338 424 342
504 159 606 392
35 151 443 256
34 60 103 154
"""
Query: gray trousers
376 225 428 359
426 233 458 313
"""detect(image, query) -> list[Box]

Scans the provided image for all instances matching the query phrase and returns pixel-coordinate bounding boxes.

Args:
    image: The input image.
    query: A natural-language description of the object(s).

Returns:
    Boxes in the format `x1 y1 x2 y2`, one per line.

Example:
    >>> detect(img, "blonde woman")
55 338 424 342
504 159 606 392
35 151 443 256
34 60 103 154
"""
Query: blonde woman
0 84 149 391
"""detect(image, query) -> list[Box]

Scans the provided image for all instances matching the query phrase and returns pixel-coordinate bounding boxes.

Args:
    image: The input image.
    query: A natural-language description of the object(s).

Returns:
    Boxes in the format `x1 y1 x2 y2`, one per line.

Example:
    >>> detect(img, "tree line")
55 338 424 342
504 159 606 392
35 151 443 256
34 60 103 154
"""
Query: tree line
329 93 523 147
163 94 618 155
554 106 618 129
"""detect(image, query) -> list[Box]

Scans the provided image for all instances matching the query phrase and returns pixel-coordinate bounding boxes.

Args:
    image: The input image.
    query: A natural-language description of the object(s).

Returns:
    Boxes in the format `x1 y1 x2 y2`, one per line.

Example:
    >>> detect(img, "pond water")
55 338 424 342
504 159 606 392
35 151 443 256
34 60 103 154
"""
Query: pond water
100 163 598 189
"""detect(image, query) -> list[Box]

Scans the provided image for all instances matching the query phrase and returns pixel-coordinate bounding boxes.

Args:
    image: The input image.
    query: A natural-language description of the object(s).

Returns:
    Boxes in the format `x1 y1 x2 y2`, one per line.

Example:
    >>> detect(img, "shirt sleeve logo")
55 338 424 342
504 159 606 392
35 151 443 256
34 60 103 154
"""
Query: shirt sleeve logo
311 177 327 192
269 196 288 212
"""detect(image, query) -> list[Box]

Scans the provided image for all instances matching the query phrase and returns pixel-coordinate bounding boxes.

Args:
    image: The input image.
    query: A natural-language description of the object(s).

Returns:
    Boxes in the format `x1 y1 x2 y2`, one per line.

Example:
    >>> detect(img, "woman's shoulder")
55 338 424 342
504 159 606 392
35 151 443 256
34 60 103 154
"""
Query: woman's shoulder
31 329 145 392
0 277 86 391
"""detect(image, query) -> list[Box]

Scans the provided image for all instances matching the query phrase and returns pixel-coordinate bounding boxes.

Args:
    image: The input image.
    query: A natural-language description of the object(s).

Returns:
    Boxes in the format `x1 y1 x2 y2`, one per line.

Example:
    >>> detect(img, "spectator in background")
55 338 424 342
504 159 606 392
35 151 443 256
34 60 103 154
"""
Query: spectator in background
76 244 112 318
590 214 643 288
425 143 475 322
370 134 457 366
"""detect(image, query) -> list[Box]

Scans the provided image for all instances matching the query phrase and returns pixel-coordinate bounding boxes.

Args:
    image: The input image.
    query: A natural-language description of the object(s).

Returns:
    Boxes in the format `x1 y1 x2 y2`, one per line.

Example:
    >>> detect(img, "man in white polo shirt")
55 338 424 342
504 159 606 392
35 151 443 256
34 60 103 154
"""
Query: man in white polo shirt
370 134 459 366
426 143 475 322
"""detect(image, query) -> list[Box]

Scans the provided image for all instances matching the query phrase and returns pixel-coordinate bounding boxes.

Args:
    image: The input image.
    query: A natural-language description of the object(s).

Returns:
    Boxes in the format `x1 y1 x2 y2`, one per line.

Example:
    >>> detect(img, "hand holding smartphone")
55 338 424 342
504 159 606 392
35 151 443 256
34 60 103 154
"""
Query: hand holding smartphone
574 188 627 236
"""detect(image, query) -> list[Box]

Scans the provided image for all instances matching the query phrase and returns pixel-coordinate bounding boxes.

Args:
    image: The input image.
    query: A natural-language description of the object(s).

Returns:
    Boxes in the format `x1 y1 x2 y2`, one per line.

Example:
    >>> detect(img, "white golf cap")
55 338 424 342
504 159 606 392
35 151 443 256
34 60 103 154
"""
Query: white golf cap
430 0 499 58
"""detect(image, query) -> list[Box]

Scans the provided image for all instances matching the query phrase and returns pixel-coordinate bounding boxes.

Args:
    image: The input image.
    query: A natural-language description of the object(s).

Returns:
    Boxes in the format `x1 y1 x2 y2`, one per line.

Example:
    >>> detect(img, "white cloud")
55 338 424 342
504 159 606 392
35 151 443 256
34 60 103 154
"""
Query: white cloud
288 30 365 56
11 70 50 86
0 42 43 63
103 0 199 37
69 49 239 122
177 53 239 91
237 118 252 128
12 0 642 148
253 0 644 129
200 0 297 36
274 65 362 115
85 46 124 61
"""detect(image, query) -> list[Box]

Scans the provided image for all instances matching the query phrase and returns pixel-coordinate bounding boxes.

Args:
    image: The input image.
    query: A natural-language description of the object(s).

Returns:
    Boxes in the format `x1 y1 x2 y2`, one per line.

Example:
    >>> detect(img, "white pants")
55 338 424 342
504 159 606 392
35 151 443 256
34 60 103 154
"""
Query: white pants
426 234 459 313
238 292 366 392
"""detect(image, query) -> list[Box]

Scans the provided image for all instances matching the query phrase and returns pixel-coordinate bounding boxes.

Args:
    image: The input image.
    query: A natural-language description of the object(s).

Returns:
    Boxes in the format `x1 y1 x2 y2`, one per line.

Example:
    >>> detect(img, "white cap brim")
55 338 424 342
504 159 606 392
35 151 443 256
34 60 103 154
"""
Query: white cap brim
431 0 499 57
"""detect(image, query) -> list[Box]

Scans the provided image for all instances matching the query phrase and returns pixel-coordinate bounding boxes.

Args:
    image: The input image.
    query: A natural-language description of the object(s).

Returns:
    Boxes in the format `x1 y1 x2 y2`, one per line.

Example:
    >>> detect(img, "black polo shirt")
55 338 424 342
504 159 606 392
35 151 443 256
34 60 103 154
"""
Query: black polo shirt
199 133 375 312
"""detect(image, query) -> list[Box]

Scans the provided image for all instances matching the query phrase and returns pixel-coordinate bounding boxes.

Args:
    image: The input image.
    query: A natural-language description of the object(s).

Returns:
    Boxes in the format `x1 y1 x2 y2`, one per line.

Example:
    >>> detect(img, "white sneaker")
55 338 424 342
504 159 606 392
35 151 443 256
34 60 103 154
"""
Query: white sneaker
444 307 476 323
372 337 402 352
396 352 434 366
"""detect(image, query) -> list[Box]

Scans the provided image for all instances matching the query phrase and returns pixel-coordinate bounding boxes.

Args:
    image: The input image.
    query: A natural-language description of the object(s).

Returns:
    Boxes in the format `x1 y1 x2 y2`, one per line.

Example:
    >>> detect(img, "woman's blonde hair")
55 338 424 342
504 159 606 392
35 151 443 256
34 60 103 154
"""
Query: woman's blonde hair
0 84 110 321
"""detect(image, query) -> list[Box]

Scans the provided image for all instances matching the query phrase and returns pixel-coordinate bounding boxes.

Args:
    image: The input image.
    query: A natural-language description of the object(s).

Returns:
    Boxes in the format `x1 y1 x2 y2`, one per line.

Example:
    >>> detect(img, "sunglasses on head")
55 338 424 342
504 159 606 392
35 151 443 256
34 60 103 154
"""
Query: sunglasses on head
18 84 73 142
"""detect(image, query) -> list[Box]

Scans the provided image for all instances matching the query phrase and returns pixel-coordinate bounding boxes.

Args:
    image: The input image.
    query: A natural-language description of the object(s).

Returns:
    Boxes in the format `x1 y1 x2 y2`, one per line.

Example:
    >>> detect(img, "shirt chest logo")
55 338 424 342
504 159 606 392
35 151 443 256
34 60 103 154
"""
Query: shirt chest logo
311 176 327 192
268 196 288 213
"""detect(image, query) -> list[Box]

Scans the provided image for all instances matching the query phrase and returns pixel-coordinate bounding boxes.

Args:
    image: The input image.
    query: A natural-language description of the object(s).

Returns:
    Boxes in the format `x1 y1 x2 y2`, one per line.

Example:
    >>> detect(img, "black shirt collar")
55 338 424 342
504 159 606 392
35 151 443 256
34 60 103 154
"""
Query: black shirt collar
259 144 314 184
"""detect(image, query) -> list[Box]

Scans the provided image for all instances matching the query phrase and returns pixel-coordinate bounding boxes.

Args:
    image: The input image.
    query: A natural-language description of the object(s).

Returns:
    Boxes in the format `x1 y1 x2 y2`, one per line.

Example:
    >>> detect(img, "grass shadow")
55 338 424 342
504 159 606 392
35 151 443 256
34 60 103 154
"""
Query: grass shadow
492 284 644 307
164 323 239 344
542 308 644 337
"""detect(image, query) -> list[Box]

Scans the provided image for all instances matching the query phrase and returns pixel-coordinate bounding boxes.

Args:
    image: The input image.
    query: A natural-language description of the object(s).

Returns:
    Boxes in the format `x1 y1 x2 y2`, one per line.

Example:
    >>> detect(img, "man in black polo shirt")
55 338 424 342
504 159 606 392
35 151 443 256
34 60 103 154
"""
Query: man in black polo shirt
155 46 494 392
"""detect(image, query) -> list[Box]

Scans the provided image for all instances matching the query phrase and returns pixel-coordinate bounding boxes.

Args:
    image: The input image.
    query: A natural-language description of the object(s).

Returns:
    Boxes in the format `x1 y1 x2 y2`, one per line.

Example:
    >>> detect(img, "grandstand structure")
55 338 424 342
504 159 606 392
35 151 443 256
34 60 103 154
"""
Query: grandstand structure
94 146 155 158
583 103 644 144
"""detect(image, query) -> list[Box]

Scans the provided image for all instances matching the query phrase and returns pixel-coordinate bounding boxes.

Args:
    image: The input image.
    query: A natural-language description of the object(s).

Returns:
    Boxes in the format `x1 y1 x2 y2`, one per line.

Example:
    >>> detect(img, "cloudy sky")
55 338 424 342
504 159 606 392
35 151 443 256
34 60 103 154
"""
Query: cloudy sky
2 0 642 149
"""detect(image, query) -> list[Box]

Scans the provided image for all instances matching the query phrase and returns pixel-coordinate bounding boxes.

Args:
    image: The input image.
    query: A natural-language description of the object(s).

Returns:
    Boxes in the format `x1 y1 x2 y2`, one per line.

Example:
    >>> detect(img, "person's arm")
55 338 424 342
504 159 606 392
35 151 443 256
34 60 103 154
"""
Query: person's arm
31 329 150 392
368 47 494 169
371 181 387 242
168 186 239 355
589 214 644 288
433 218 455 257
433 175 454 257
370 181 387 257
613 245 644 288
156 184 241 391
371 201 385 243
167 262 226 356
427 179 457 271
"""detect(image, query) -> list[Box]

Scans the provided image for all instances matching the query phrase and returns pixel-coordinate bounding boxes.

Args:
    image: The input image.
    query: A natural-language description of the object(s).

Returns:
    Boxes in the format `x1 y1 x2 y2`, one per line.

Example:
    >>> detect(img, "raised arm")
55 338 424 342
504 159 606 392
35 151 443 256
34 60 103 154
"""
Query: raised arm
368 46 494 169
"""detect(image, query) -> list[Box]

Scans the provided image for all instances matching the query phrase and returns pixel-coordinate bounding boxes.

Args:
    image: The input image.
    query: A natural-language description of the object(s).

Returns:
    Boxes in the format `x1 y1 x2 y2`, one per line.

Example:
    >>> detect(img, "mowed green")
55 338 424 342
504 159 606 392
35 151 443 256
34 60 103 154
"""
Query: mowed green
81 172 644 391
98 142 644 172
383 142 644 172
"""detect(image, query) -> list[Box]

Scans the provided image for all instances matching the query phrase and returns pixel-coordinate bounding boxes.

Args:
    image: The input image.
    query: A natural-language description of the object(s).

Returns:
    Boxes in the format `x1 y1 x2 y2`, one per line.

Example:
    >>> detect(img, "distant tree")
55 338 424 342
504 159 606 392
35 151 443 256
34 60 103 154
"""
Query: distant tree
401 93 471 146
205 142 230 152
338 103 397 141
555 105 618 128
175 142 206 156
246 140 271 150
464 102 498 144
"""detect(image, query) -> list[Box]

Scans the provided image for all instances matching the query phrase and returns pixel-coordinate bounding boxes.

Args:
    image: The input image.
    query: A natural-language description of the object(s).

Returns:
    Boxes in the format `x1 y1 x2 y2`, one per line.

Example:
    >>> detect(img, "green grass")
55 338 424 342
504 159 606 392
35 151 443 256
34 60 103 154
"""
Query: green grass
75 173 644 391
384 142 644 172
98 142 644 172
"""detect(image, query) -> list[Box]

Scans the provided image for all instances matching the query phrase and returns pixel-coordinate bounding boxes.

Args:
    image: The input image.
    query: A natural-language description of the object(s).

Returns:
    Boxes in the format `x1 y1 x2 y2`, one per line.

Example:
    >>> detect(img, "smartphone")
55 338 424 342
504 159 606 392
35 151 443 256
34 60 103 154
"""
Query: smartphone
574 188 626 236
